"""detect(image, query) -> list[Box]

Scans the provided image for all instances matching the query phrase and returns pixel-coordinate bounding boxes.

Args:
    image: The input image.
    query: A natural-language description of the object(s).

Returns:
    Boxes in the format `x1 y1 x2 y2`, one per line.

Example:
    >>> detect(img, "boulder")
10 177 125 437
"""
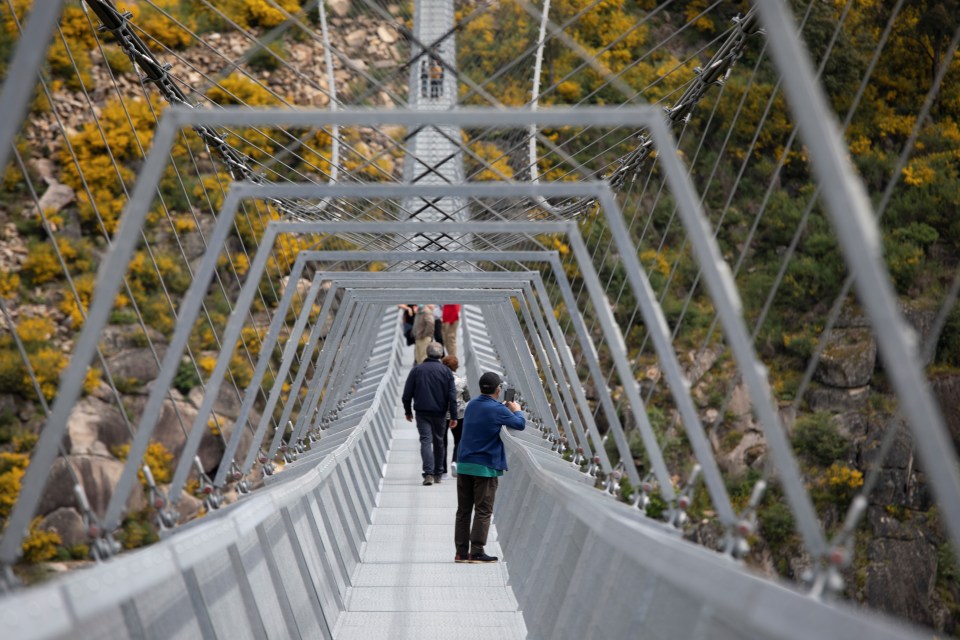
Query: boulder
188 384 245 422
899 301 938 366
200 412 256 474
931 374 960 453
38 455 146 519
29 157 56 185
345 29 366 48
105 347 164 388
807 385 871 413
0 393 18 419
149 397 199 463
180 215 215 262
815 328 877 388
728 382 751 418
865 536 938 627
280 276 310 300
98 325 166 356
33 183 75 217
863 420 931 511
716 428 766 475
63 397 130 454
172 490 203 524
40 507 86 547
685 347 718 385
328 0 351 17
376 24 398 44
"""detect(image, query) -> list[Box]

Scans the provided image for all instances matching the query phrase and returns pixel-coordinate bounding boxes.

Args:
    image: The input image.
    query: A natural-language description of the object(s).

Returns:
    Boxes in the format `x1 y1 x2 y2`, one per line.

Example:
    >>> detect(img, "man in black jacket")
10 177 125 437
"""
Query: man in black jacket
402 342 458 485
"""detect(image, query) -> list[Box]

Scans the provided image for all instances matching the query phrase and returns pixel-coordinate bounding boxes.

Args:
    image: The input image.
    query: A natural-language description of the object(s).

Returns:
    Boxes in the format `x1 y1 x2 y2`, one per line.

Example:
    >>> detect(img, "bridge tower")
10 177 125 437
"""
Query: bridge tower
402 0 469 257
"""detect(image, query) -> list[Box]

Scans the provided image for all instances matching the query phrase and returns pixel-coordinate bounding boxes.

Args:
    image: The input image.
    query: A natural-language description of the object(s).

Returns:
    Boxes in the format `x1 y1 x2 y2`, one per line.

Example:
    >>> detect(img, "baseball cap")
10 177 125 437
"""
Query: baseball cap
479 371 502 394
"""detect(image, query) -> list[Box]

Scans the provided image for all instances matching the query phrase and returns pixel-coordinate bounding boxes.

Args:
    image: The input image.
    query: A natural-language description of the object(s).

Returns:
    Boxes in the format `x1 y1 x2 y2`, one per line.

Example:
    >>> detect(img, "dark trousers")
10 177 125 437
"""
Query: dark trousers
455 474 498 556
450 418 463 463
440 418 463 474
415 413 447 477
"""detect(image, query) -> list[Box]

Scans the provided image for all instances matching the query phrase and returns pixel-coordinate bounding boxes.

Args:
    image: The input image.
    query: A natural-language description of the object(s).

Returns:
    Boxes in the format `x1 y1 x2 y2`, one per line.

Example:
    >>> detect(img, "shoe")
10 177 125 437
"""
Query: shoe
468 553 499 564
433 475 442 484
454 553 470 563
451 462 457 478
422 476 433 486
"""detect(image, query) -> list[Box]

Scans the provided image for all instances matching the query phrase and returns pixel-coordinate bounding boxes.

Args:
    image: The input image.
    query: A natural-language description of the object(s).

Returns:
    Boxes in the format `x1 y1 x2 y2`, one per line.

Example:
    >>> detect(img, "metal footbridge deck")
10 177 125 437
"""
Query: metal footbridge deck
335 351 525 640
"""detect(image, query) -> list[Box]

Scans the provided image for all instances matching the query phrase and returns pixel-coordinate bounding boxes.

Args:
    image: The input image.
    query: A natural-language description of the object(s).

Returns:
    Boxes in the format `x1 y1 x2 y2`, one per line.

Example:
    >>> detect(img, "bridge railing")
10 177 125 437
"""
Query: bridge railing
495 417 928 640
0 309 401 639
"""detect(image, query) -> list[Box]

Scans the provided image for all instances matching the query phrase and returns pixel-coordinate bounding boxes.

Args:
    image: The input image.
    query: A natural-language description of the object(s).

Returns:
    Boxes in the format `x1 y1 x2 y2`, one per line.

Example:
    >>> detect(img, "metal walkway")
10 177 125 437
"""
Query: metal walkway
335 359 525 639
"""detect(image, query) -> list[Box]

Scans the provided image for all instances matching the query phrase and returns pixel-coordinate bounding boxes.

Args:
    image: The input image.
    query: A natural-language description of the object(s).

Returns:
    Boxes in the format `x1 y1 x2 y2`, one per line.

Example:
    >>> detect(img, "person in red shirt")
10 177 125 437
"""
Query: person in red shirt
441 304 460 357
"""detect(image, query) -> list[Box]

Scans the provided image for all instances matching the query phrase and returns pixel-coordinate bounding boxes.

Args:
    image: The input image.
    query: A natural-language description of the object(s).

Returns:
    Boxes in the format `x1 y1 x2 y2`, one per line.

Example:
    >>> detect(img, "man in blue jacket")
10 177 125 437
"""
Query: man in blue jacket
402 342 457 485
455 371 525 563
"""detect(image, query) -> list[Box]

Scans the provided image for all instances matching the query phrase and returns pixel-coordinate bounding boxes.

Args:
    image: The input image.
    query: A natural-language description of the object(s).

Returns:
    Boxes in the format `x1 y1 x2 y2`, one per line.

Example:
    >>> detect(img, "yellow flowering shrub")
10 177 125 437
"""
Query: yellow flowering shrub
0 271 20 298
204 0 303 29
229 352 253 388
0 453 27 518
902 159 936 187
127 0 196 49
26 347 67 402
825 464 864 491
0 451 29 474
640 249 671 277
84 367 102 396
240 326 263 360
170 213 197 234
0 348 24 397
22 238 93 285
111 441 174 486
138 294 175 334
21 517 61 563
207 73 279 107
813 463 865 507
469 141 514 181
198 355 217 376
15 317 55 345
556 80 582 102
58 273 95 328
190 173 229 212
60 96 165 234
21 242 62 285
683 0 715 32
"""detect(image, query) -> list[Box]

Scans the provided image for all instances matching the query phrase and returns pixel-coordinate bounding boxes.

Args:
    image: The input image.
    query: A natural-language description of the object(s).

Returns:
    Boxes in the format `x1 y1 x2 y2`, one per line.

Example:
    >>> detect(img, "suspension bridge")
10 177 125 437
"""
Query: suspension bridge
0 0 958 637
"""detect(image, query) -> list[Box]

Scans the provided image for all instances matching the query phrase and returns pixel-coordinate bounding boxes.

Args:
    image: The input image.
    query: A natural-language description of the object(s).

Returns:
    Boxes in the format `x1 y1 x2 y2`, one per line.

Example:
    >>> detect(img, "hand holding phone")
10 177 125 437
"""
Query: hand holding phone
503 388 516 403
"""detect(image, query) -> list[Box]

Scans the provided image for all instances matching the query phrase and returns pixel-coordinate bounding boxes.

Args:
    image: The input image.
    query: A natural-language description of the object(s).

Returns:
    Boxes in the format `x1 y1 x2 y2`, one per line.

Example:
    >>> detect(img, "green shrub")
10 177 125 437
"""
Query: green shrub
173 359 200 394
935 304 960 367
247 40 288 71
758 501 795 547
118 510 159 550
101 44 133 73
938 543 958 584
791 412 849 466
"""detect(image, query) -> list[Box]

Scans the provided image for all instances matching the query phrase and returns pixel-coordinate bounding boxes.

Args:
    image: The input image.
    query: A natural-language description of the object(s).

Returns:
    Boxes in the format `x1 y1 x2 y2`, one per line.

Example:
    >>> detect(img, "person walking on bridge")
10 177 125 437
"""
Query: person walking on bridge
441 303 460 358
412 303 436 364
402 342 458 486
454 371 525 563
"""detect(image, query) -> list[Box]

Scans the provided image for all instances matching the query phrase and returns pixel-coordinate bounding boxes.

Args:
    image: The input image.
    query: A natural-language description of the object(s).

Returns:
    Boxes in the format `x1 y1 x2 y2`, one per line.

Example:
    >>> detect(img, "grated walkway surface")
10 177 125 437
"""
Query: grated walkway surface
333 362 526 639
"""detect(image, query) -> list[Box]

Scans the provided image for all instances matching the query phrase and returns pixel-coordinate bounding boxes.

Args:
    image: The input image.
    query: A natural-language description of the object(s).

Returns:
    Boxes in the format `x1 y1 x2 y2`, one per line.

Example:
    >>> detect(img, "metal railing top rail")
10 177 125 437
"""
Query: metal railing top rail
0 307 403 638
499 428 929 640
